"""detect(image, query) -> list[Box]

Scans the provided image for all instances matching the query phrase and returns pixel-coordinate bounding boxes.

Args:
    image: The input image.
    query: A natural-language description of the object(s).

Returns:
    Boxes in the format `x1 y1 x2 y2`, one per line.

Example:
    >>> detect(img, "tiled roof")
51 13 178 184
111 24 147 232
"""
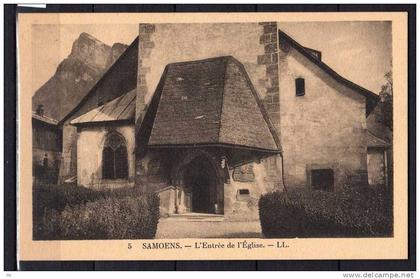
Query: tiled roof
70 88 135 125
367 131 390 148
140 56 280 153
59 37 139 125
32 112 59 125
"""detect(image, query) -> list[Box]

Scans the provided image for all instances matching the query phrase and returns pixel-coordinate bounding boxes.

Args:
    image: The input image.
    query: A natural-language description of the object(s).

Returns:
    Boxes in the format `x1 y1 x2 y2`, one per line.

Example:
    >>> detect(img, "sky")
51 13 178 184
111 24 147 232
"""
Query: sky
31 24 138 93
31 21 392 95
278 21 392 94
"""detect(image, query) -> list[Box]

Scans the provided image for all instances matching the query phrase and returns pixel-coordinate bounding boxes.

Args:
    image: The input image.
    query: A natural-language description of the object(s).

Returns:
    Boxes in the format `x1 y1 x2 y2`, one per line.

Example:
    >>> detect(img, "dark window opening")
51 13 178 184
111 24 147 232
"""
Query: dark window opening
102 133 128 179
311 169 334 191
238 189 250 195
295 78 305 96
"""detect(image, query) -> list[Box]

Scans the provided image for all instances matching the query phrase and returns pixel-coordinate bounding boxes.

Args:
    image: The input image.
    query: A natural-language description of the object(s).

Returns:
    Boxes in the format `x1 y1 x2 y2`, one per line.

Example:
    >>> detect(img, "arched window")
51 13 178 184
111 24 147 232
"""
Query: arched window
102 132 128 179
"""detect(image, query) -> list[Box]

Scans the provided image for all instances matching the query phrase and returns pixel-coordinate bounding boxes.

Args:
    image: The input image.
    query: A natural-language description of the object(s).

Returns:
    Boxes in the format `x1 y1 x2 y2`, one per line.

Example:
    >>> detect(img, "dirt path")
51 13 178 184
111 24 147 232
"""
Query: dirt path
156 218 263 239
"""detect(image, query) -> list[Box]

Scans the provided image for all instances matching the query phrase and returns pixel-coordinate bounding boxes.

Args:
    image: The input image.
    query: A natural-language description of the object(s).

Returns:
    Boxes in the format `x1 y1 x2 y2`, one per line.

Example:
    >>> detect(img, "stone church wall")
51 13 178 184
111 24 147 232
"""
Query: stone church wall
133 22 284 219
76 124 136 189
134 147 282 220
277 39 368 190
224 155 282 220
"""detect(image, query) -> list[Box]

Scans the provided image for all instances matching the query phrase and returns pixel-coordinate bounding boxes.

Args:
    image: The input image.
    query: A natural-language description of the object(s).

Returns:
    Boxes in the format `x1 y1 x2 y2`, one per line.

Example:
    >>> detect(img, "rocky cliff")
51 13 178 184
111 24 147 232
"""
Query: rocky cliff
32 32 128 121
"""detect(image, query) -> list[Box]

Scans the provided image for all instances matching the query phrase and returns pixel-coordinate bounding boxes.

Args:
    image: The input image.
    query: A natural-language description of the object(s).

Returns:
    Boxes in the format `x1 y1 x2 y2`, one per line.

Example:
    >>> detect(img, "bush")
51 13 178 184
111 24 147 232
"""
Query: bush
33 183 106 220
259 185 392 238
258 191 306 238
33 183 160 240
38 194 160 240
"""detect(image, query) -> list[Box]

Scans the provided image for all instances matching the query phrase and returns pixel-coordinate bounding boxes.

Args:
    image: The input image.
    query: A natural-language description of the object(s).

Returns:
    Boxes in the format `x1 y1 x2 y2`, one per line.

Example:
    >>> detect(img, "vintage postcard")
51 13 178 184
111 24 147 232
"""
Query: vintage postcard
18 12 408 261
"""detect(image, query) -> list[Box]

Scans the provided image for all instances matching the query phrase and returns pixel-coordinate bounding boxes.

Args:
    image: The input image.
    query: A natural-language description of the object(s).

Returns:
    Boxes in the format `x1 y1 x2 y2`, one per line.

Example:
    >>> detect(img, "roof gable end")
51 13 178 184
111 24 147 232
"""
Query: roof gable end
279 30 379 115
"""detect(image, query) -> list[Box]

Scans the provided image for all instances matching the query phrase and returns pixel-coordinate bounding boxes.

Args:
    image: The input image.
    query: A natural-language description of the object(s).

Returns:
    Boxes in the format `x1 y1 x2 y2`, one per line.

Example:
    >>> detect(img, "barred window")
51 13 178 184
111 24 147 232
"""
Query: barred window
102 133 128 179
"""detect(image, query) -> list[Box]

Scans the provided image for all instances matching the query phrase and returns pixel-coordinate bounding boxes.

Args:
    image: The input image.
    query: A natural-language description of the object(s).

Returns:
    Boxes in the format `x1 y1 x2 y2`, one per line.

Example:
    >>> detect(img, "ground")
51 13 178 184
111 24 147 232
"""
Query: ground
156 216 262 239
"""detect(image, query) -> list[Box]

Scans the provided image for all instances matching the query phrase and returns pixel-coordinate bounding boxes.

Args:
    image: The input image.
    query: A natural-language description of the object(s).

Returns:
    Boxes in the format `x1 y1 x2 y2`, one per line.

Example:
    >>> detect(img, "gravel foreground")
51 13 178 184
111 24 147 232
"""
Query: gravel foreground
155 218 263 239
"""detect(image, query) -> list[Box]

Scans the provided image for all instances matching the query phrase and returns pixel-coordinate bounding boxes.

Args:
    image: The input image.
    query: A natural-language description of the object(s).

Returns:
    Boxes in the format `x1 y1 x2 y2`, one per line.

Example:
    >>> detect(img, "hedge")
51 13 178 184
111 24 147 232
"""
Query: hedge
33 183 106 221
33 183 160 240
259 185 392 238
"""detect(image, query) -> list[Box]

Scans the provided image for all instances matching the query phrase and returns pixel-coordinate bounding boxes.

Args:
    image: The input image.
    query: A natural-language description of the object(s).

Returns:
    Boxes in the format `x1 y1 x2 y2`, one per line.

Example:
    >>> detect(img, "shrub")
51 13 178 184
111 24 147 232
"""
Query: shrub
33 183 106 220
38 194 160 240
258 191 306 238
259 185 392 238
33 183 159 240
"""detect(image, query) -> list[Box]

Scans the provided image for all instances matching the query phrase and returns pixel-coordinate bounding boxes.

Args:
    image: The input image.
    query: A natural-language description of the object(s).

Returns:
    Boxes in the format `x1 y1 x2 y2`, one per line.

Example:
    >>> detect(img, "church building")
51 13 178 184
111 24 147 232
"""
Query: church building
59 22 386 220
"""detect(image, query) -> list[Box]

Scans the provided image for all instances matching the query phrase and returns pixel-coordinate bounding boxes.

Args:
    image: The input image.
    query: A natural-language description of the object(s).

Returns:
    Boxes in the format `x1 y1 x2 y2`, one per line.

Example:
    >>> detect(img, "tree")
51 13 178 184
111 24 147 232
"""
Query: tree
379 70 393 130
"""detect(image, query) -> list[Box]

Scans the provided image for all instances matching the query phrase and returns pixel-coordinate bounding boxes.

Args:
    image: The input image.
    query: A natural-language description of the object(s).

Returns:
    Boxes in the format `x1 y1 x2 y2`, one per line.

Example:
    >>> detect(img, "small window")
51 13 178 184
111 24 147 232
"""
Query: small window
236 189 251 201
238 189 250 195
311 169 334 191
295 78 305 96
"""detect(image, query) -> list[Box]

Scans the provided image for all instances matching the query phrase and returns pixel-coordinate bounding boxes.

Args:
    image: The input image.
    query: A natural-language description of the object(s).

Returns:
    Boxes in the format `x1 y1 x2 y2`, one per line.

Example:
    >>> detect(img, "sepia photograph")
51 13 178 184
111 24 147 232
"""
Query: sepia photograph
15 11 409 261
31 21 393 240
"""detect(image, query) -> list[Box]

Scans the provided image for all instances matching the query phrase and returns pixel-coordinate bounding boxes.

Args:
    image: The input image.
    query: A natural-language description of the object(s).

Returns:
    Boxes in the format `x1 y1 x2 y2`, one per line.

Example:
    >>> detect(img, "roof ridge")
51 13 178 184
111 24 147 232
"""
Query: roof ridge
227 57 282 152
166 55 233 68
32 112 59 122
216 55 229 143
278 30 379 101
32 113 59 125
367 130 390 144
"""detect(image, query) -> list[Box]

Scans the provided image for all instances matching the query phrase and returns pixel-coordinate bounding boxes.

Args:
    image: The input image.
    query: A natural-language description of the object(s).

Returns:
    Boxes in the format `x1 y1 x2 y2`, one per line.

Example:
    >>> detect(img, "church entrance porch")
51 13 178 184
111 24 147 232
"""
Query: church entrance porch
182 156 217 213
174 151 224 215
169 149 224 214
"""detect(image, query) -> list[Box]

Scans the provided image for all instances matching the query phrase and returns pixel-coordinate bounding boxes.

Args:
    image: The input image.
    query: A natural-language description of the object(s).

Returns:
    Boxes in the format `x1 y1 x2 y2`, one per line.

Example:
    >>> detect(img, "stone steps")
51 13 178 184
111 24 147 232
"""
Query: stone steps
166 213 225 222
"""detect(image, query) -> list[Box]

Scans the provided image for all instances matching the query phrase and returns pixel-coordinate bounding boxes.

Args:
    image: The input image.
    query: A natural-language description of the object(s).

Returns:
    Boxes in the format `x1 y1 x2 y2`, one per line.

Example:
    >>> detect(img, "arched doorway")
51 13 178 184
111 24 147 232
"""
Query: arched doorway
175 151 224 214
183 156 217 213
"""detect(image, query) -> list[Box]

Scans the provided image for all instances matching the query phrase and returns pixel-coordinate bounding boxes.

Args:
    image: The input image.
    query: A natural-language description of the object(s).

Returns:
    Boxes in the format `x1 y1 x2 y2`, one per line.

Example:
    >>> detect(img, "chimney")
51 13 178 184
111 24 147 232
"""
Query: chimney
36 104 44 116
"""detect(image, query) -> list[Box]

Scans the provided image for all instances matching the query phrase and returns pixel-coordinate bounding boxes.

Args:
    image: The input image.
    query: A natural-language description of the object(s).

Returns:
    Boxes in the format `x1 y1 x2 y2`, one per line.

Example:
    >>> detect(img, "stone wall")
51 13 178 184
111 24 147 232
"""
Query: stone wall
256 22 282 188
277 39 368 189
135 149 172 192
367 148 386 185
134 22 284 193
258 22 280 129
136 24 155 124
76 124 135 189
224 158 281 220
59 123 78 182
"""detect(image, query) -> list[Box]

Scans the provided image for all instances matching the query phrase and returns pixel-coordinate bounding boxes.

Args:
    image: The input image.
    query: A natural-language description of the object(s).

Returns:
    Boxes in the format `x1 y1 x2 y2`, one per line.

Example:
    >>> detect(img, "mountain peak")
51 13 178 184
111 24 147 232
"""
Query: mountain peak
69 32 111 69
33 33 129 121
79 32 101 42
